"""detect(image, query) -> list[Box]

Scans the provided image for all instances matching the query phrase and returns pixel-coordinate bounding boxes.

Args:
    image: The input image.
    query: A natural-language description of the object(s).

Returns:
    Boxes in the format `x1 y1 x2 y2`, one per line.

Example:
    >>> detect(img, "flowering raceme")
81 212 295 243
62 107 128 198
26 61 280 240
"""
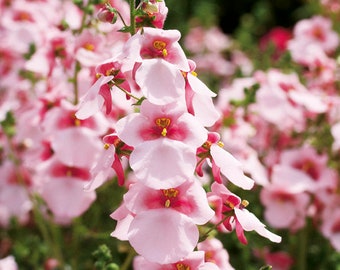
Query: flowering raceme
72 0 282 268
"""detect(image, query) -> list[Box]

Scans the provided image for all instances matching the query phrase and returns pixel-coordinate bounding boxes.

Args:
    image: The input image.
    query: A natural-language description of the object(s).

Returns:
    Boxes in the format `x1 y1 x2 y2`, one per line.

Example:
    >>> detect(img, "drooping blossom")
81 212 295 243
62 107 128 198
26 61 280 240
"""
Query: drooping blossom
208 182 281 244
196 132 254 190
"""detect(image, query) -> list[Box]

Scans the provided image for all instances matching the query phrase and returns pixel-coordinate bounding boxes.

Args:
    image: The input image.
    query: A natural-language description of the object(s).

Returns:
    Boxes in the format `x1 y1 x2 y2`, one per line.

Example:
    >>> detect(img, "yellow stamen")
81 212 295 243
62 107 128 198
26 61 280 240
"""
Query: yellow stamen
217 141 224 148
162 188 179 208
161 128 167 137
241 200 249 208
155 118 171 137
176 263 190 270
74 119 81 126
153 40 168 57
104 143 110 150
153 40 167 50
96 73 102 79
190 71 198 77
165 199 171 208
83 43 95 51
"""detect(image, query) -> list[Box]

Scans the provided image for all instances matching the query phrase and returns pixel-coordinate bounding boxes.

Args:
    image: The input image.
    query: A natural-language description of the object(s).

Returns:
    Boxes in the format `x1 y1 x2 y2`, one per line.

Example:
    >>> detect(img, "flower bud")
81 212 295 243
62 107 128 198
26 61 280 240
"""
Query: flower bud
97 6 118 24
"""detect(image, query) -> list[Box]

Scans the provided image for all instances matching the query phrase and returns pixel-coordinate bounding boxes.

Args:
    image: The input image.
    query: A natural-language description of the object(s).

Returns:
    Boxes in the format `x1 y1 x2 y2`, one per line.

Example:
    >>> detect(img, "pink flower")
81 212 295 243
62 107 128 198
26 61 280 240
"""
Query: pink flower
196 132 254 190
116 100 207 189
74 29 111 67
37 157 96 224
260 165 311 230
208 182 281 244
259 27 292 54
121 27 189 104
279 145 337 191
184 26 231 54
0 161 33 227
291 15 339 54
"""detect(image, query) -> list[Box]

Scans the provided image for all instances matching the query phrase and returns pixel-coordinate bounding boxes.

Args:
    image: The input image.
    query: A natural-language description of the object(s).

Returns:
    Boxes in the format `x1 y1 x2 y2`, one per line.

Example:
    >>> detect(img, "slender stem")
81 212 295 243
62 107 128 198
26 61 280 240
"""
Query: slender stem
31 195 65 267
296 223 308 270
115 84 142 101
199 213 233 242
129 0 136 35
120 246 136 270
116 10 128 27
73 61 81 105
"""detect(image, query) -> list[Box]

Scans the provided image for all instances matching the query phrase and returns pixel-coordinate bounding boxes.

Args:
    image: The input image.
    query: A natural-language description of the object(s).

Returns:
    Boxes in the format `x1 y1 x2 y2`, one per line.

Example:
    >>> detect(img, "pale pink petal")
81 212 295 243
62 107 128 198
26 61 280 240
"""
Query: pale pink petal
76 75 113 120
271 165 315 193
110 214 134 241
41 178 96 225
51 128 102 168
187 73 216 97
234 208 281 243
264 203 296 228
211 144 254 190
135 59 185 105
128 208 199 264
84 145 116 191
130 139 196 189
115 113 148 147
191 93 221 127
199 262 221 270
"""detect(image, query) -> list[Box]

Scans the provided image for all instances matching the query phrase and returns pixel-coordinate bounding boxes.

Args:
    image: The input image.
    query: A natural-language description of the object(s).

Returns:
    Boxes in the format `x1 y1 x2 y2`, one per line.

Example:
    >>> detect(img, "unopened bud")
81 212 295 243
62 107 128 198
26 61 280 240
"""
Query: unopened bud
97 6 118 24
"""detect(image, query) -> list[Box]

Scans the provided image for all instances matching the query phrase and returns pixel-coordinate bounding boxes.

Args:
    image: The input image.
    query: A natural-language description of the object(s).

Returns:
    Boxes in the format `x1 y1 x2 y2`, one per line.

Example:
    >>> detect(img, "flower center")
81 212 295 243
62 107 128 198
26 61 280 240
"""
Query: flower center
155 117 171 137
83 43 95 51
176 263 190 270
162 188 179 208
153 40 168 57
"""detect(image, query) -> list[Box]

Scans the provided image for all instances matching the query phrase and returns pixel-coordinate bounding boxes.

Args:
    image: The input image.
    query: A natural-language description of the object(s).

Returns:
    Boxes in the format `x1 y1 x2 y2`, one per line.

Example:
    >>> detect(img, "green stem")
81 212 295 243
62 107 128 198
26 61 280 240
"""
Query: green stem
199 213 233 242
73 61 81 105
31 195 65 267
120 246 136 270
129 0 136 35
115 84 142 101
296 225 308 270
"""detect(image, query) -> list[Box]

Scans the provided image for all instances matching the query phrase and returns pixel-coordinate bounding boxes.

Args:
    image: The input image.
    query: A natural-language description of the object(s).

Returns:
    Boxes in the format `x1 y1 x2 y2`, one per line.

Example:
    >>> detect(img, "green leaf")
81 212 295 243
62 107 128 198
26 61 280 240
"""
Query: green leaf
132 96 146 106
1 111 16 138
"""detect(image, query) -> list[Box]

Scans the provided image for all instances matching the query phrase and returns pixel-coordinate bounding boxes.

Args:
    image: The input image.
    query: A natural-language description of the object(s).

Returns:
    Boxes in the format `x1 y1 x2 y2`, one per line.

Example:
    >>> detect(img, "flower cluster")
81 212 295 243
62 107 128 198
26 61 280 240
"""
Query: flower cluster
76 2 281 267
